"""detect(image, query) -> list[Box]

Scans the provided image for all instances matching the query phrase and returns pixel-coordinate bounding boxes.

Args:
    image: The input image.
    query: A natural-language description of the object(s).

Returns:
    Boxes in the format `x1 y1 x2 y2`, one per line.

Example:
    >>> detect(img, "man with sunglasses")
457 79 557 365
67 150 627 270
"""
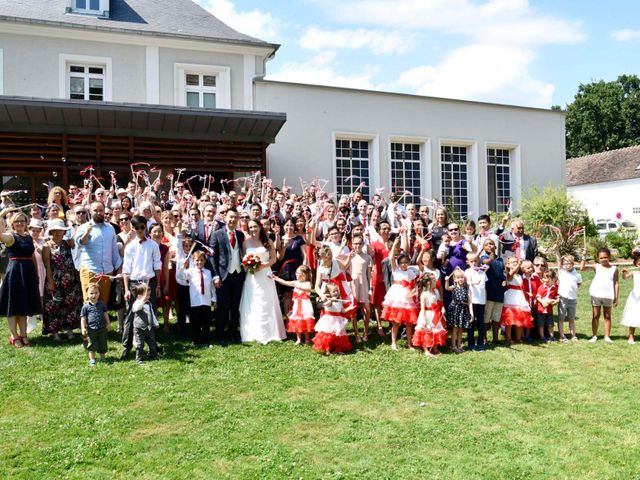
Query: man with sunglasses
120 215 161 360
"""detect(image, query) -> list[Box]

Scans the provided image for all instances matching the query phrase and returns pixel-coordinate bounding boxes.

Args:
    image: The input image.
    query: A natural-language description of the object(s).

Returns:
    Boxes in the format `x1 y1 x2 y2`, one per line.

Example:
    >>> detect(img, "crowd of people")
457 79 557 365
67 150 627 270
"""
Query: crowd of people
0 172 639 364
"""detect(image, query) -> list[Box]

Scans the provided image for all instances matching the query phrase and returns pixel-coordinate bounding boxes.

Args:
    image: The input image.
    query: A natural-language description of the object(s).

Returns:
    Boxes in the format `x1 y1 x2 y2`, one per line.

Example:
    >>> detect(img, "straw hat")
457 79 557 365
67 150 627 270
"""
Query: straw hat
46 218 70 234
28 219 44 230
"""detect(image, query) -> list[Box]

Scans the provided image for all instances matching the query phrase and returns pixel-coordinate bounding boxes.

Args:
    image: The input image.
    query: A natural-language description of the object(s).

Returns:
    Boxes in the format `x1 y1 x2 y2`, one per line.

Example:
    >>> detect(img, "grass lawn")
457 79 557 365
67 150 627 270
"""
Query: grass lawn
2 270 640 479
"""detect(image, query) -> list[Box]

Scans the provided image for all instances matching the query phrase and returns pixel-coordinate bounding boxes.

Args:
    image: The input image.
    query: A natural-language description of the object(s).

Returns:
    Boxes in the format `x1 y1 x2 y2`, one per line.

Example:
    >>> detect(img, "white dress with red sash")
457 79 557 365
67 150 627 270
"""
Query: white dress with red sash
412 290 447 348
312 301 352 353
381 267 420 325
287 287 315 334
317 259 357 318
500 274 533 328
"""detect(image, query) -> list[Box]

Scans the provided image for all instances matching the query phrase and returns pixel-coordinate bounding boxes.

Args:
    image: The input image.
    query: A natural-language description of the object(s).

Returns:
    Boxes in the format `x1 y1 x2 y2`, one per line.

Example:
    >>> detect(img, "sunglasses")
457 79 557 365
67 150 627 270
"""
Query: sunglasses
449 228 459 231
534 263 546 267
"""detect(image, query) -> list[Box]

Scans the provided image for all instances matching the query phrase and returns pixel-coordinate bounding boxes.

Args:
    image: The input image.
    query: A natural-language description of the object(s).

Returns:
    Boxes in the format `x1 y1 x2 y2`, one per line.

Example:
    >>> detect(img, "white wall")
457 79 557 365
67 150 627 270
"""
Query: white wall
255 80 566 214
569 178 640 225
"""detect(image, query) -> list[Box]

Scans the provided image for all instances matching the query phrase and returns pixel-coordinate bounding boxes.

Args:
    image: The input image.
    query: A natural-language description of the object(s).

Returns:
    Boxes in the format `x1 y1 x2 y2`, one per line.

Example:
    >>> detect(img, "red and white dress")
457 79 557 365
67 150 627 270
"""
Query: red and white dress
412 290 447 349
286 287 315 334
500 274 534 328
317 259 357 318
381 267 420 325
312 301 352 353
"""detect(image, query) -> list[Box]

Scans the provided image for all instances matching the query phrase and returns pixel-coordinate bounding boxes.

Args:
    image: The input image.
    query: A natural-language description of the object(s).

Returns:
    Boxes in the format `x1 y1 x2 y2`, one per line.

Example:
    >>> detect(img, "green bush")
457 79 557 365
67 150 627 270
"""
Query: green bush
604 231 637 259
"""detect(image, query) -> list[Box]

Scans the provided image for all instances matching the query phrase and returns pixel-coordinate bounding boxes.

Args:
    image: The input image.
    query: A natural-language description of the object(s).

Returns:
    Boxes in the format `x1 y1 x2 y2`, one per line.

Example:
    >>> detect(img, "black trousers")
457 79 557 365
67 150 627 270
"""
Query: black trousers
215 271 243 342
176 284 191 337
467 303 486 348
122 277 157 352
190 305 211 345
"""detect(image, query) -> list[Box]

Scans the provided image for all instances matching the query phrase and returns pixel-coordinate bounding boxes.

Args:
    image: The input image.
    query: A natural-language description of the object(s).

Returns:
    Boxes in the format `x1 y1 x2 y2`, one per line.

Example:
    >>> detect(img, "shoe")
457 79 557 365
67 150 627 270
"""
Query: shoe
8 336 23 349
628 338 636 345
561 337 569 343
20 336 32 346
89 359 96 366
136 358 144 365
119 350 130 361
604 337 613 344
588 336 598 343
571 336 579 342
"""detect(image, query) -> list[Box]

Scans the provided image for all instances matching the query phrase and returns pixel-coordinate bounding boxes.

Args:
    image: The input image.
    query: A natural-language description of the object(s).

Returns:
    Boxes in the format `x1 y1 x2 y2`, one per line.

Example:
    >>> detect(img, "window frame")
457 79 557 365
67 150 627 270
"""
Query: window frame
335 138 372 200
174 63 230 109
486 147 512 213
185 72 218 109
389 140 424 205
439 143 471 217
59 54 113 101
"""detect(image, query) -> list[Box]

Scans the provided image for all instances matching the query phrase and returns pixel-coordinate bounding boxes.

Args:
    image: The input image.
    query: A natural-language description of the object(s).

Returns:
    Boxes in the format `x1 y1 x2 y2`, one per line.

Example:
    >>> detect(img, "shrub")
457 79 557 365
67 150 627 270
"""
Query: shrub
604 231 637 259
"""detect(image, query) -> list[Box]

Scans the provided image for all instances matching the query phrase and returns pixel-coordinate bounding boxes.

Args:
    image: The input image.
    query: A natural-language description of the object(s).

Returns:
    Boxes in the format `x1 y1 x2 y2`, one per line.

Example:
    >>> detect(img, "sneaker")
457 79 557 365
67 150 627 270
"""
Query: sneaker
588 336 598 343
561 337 569 343
136 358 144 365
89 359 96 366
628 338 636 345
604 337 613 344
571 336 579 342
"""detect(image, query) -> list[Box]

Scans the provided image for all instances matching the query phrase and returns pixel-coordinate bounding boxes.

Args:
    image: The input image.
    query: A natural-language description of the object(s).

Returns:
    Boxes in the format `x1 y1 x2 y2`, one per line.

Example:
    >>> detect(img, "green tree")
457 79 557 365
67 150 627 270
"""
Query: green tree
565 74 640 158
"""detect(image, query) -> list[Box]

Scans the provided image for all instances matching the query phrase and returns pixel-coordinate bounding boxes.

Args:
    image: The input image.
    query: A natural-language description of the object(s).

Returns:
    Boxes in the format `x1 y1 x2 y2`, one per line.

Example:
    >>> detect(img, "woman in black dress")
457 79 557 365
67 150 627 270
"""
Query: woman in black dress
276 217 306 315
0 211 42 348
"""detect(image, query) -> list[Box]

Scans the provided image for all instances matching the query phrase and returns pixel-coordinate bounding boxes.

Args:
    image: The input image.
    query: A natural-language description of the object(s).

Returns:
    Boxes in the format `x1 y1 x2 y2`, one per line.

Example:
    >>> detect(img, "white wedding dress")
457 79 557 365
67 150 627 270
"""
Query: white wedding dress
239 246 286 344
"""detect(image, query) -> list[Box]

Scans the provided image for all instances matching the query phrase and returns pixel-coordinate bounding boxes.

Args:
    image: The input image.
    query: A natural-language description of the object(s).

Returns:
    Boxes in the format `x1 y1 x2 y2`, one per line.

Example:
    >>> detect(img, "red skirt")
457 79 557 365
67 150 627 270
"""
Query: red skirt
500 306 533 328
287 318 315 334
312 332 352 353
412 329 447 349
381 305 419 325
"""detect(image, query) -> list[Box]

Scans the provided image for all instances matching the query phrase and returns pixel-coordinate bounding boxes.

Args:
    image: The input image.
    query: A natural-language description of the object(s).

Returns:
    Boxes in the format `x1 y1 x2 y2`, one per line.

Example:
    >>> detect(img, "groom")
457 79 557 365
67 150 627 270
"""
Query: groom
210 208 246 345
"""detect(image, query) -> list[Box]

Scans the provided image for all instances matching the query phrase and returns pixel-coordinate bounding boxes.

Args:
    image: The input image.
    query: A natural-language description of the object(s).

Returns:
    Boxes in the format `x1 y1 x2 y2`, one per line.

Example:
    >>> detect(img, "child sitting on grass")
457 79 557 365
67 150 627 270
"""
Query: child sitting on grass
80 283 110 366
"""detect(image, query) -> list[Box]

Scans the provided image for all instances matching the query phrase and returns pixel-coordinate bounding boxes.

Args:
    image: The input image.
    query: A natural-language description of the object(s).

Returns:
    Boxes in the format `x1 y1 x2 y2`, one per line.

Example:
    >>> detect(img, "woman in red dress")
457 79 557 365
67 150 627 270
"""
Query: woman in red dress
368 219 392 336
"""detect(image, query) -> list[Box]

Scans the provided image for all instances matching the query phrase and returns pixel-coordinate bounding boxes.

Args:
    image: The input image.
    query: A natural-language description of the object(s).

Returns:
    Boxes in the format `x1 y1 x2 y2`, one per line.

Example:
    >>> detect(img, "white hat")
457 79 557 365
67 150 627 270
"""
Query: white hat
46 218 70 234
28 219 44 230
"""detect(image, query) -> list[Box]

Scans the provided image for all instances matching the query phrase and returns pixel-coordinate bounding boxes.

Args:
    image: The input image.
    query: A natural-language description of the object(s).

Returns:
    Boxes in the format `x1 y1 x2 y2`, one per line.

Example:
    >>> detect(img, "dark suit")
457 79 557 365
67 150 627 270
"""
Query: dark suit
500 231 538 262
210 228 246 343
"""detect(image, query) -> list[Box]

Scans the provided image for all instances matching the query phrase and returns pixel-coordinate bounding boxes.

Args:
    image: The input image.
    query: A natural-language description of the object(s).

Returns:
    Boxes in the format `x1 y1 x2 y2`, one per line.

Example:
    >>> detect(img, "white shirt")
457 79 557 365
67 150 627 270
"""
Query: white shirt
176 265 216 307
122 237 161 281
175 234 194 287
465 268 488 305
558 268 582 299
227 229 242 274
474 231 500 252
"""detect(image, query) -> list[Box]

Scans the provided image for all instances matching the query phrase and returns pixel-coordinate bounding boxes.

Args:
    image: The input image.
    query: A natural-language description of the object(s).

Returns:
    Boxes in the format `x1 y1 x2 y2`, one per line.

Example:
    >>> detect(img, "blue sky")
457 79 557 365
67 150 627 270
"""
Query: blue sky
196 0 640 108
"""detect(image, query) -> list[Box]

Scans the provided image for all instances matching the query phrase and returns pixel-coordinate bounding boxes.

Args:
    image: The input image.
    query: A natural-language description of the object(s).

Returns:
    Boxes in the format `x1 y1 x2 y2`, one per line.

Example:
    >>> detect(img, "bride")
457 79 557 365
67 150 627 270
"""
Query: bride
239 219 286 344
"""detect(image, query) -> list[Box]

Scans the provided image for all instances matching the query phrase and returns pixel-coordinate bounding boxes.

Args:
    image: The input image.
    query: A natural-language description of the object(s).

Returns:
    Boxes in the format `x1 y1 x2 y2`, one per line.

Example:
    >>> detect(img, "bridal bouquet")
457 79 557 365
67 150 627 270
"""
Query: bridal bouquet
242 253 261 274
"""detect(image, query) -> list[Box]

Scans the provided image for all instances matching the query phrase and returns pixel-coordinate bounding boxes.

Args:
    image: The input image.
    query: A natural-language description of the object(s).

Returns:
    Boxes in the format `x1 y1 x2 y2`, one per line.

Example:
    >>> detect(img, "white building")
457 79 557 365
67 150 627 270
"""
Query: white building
0 0 566 216
567 145 640 226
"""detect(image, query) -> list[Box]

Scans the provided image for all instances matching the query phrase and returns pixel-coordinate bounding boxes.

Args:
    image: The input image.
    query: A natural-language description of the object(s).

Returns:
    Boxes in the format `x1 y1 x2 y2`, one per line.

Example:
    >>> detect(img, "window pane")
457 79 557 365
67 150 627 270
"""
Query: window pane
70 65 85 73
186 74 199 86
203 75 216 87
88 67 103 75
70 77 85 95
76 0 87 9
203 93 216 108
89 0 100 10
89 78 103 100
186 92 199 107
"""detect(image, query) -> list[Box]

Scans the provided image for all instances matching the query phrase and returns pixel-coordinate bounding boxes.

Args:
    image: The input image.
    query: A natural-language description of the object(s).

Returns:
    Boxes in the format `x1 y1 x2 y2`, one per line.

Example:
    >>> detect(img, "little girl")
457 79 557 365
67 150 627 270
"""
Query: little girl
315 244 357 319
620 249 640 344
274 265 315 345
417 248 442 295
580 247 619 344
412 274 447 356
500 256 533 345
349 235 373 342
445 268 473 352
312 283 352 355
381 236 420 350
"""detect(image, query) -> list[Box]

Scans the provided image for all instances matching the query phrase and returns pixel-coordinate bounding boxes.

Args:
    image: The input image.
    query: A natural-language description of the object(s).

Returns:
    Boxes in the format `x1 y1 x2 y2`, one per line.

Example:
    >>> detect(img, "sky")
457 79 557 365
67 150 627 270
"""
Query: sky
195 0 640 109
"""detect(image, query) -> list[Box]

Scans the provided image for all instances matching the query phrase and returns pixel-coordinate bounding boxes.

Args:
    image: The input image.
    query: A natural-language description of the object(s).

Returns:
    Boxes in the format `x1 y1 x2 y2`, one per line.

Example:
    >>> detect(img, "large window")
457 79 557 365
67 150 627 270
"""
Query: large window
68 64 105 101
440 145 468 216
390 142 421 204
487 148 511 213
185 73 217 108
336 139 370 199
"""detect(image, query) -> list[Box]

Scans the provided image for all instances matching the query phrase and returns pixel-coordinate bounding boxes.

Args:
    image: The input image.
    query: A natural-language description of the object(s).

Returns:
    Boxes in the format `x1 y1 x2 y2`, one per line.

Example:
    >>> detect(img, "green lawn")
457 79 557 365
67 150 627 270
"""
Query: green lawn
2 271 640 479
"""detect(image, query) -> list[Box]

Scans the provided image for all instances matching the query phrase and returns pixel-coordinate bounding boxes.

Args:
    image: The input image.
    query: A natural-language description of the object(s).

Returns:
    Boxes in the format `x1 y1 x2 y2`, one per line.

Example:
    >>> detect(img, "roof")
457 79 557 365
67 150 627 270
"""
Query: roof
0 96 286 143
567 145 640 186
0 0 277 50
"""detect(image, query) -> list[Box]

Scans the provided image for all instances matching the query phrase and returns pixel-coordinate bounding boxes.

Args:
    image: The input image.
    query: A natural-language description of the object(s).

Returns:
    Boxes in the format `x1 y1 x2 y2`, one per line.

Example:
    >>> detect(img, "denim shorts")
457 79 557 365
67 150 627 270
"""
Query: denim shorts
591 296 613 307
558 297 577 320
535 312 554 328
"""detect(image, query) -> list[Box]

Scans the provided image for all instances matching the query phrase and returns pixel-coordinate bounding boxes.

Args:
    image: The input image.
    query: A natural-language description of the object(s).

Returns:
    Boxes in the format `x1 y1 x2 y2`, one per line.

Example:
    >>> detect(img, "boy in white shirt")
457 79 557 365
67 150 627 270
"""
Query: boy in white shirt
465 253 488 351
557 254 582 342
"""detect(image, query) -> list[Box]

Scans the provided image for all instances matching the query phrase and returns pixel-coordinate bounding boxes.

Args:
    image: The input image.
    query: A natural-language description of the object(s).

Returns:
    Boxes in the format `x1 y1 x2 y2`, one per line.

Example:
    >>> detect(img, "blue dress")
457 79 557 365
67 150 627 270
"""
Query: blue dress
0 234 42 316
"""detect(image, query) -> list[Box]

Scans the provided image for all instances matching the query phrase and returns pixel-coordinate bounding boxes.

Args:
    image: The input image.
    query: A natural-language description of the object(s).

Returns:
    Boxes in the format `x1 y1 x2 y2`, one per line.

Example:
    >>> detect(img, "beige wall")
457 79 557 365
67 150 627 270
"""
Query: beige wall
255 80 566 214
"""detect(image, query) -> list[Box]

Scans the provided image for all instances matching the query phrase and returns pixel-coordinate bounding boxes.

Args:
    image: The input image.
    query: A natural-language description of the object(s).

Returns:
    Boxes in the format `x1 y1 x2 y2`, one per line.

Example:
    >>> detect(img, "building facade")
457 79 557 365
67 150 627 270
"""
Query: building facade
0 0 566 216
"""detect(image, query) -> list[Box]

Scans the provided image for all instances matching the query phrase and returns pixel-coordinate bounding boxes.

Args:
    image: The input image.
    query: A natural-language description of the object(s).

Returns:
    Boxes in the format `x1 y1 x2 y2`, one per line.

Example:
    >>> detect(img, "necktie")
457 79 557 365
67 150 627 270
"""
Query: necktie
199 269 205 295
204 223 209 243
514 237 521 260
139 237 146 245
229 230 236 248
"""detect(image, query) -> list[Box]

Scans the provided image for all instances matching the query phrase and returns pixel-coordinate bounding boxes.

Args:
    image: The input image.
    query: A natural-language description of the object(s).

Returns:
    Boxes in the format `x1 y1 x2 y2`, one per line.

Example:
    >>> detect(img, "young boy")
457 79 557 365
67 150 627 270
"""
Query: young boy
480 238 505 343
557 254 583 342
177 250 216 347
131 283 159 364
535 270 559 342
80 284 110 366
465 253 488 351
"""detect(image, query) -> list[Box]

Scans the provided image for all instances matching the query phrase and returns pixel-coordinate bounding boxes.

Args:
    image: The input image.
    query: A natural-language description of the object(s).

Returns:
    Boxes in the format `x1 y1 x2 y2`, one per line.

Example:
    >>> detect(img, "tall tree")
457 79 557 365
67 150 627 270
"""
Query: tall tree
565 74 640 158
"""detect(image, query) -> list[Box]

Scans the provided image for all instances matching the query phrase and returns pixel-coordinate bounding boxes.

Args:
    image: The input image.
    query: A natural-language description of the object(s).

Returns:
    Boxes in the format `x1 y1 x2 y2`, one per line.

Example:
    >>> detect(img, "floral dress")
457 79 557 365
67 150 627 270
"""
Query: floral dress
42 241 83 334
446 285 472 329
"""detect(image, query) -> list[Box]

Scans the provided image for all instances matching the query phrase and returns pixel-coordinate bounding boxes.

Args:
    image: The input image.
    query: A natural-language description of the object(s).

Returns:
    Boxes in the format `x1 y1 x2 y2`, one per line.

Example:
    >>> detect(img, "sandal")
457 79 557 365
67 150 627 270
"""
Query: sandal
20 336 31 347
377 327 386 337
8 336 23 349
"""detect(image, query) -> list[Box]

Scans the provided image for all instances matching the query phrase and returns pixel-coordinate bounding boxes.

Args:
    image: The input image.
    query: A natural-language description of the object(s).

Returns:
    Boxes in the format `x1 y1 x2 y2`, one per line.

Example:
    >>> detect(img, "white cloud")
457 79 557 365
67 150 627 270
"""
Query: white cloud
396 43 554 107
267 51 379 90
299 26 414 54
612 29 640 42
196 0 280 41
